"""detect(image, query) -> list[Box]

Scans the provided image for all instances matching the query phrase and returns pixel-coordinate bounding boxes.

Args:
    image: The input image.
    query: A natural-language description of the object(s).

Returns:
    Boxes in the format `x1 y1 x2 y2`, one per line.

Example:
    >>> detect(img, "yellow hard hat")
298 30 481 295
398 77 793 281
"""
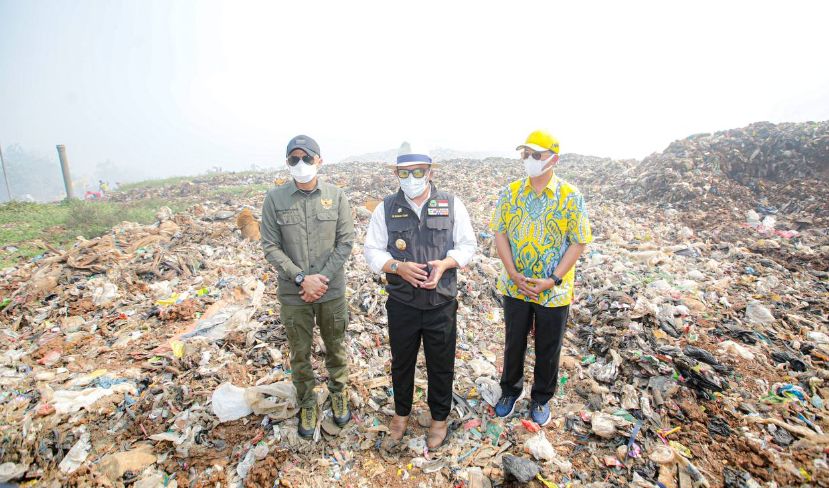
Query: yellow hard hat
516 130 559 154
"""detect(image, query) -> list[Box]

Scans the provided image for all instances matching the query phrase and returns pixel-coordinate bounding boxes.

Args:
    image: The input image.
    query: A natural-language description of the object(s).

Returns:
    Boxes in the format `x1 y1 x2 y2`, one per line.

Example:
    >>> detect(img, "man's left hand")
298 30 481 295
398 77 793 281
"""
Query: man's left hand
422 260 448 290
525 277 556 293
300 274 329 302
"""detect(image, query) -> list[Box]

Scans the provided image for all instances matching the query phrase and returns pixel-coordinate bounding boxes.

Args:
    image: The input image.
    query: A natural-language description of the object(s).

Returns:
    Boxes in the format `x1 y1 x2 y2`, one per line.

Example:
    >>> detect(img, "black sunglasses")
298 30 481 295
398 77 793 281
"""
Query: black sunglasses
287 155 315 166
397 168 429 179
519 149 553 160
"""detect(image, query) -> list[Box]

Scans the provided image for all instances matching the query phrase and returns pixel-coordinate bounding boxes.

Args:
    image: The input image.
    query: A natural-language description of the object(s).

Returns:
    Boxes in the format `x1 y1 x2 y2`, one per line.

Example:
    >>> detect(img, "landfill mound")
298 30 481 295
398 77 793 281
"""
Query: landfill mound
607 121 829 216
1 128 829 487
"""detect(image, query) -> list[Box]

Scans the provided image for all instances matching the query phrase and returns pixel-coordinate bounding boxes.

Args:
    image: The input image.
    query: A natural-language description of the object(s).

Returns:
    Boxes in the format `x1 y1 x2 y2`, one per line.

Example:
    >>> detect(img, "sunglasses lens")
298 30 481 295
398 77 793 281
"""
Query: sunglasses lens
302 155 314 164
287 156 299 166
412 169 425 178
397 170 409 178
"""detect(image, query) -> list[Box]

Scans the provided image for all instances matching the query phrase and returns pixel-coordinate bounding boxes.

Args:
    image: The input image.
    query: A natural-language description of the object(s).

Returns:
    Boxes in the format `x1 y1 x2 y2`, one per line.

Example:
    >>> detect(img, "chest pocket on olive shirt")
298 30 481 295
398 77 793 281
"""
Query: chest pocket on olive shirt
315 209 339 241
276 209 302 245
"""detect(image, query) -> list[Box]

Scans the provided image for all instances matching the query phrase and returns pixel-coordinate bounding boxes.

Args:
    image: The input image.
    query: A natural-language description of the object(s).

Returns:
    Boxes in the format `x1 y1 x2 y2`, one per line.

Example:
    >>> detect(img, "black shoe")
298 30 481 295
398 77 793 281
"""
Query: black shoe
298 406 317 439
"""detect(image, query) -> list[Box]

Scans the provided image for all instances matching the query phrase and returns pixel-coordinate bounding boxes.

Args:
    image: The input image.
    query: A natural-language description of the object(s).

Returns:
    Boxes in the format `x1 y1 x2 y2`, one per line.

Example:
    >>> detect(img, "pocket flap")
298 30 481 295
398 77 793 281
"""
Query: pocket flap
316 210 338 221
426 217 452 230
276 210 301 225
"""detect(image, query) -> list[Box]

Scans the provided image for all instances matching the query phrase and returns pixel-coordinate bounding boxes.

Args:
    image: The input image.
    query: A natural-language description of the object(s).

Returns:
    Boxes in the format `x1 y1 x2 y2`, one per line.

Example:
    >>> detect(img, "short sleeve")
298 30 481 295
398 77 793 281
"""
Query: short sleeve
489 187 510 234
567 192 593 244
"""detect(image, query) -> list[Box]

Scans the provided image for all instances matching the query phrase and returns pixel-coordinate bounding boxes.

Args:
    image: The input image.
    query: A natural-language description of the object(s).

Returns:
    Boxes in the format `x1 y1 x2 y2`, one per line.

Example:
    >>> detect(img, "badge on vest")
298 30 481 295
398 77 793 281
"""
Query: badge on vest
321 198 333 209
428 199 449 208
391 207 409 219
395 239 407 250
427 208 450 216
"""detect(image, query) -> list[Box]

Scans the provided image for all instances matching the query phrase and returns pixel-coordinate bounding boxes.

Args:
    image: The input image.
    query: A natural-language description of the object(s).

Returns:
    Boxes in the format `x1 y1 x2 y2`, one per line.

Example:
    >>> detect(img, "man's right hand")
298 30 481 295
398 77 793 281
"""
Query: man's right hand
396 262 429 288
300 274 329 302
509 270 539 300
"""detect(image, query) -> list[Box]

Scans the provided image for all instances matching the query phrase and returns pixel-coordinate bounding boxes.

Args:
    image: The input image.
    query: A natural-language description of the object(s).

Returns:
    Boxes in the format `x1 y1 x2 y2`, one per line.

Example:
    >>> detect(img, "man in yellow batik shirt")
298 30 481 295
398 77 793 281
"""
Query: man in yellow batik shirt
490 130 592 427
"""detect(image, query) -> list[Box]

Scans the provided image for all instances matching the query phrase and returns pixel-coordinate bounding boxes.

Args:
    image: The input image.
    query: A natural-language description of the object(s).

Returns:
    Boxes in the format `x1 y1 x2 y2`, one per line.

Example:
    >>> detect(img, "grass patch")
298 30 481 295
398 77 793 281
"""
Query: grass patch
117 170 267 193
207 183 271 199
0 198 188 268
118 175 198 192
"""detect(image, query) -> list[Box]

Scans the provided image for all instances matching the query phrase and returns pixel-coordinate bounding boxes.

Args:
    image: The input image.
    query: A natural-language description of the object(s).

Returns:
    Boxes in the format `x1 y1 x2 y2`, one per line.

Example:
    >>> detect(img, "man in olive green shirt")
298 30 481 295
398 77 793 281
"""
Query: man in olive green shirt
261 135 355 439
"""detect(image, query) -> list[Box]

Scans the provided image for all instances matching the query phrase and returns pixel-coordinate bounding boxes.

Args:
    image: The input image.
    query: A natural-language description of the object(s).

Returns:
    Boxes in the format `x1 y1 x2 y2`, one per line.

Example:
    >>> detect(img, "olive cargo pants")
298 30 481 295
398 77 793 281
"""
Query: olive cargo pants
280 295 349 408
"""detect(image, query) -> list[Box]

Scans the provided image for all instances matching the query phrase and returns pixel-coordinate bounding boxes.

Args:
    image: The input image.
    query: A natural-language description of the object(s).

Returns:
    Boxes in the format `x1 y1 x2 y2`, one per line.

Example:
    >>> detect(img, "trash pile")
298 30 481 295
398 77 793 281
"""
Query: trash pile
607 121 829 216
1 122 828 487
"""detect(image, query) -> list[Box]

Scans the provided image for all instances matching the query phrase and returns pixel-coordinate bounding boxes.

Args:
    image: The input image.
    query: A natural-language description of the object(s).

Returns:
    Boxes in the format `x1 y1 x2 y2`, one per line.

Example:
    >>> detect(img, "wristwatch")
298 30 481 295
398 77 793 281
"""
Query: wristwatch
294 272 305 286
551 273 563 286
389 261 399 274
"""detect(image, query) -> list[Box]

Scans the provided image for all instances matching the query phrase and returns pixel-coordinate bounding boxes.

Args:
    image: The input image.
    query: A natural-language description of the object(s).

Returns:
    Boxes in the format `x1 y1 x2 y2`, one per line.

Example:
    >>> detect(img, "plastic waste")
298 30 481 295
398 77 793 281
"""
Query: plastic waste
744 301 775 325
92 281 119 306
211 383 252 422
475 376 501 407
52 383 137 414
591 412 619 439
525 432 556 461
502 455 539 483
58 432 91 474
719 340 755 361
0 462 28 483
807 331 829 344
236 447 256 479
468 358 497 378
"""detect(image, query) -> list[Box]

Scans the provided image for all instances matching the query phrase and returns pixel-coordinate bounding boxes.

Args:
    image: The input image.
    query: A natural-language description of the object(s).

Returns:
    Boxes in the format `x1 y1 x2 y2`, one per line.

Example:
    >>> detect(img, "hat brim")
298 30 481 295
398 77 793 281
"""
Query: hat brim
516 143 554 153
286 146 319 158
385 161 440 168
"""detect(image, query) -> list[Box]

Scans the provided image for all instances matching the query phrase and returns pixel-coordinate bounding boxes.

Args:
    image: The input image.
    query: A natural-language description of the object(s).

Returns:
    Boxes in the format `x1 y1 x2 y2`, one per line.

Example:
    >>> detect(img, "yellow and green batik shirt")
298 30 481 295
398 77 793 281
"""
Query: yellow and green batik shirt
489 175 592 308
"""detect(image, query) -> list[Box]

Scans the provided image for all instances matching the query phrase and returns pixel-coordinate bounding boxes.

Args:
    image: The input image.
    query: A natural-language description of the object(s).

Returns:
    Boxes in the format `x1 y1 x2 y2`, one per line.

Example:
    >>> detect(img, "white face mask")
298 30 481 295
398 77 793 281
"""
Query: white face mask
523 153 556 177
400 170 430 199
290 161 318 184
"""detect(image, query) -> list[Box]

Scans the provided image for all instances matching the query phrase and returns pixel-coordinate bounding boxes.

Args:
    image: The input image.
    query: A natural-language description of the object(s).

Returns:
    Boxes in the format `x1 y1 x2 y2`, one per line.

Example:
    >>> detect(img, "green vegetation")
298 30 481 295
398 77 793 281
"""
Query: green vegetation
117 175 197 192
0 199 187 268
207 183 271 199
118 170 268 192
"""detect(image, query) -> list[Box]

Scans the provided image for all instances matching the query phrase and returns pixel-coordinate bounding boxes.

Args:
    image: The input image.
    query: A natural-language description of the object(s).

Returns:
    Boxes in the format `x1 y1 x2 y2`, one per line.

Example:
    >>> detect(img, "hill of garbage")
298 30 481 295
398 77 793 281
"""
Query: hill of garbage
0 121 828 487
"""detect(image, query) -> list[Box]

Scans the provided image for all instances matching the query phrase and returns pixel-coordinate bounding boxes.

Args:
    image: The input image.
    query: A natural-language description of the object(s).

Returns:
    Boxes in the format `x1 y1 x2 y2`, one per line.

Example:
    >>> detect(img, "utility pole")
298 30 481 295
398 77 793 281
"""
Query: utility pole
0 142 11 202
56 144 75 200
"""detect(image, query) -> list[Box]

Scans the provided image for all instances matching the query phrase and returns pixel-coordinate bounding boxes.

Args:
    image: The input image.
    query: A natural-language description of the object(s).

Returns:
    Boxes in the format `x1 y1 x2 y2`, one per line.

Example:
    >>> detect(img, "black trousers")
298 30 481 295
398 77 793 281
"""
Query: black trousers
386 297 457 421
500 296 569 404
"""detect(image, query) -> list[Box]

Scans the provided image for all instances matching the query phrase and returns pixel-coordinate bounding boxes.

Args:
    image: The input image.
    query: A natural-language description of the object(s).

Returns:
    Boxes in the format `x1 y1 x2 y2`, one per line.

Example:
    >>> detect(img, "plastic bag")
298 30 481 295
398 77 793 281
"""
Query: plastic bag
212 383 252 422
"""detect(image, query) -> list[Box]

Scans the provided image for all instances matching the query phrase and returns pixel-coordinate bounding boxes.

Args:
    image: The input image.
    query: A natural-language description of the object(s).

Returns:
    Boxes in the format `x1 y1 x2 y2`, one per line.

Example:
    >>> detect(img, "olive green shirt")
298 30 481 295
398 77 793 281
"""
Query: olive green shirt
261 179 355 305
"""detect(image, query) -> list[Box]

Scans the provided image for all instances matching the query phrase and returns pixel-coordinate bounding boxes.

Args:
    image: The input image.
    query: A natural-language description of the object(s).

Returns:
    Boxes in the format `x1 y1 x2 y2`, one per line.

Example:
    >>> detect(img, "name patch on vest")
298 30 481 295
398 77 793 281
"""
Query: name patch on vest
427 208 450 216
391 207 410 218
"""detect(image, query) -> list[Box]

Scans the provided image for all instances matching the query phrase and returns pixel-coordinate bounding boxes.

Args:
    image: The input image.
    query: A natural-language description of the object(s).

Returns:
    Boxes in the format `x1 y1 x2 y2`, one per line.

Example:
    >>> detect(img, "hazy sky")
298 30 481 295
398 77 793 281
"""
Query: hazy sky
2 0 828 179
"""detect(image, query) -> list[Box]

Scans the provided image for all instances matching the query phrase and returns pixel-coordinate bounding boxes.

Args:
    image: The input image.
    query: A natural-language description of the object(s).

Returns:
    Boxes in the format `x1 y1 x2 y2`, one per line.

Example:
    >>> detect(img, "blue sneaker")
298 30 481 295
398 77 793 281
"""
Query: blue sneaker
495 390 524 418
530 400 551 426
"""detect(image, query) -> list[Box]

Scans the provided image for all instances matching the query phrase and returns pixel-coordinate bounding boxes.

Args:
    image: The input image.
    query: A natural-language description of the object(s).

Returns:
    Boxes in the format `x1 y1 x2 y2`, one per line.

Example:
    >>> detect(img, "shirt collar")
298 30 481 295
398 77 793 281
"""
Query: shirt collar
522 173 559 196
292 180 320 195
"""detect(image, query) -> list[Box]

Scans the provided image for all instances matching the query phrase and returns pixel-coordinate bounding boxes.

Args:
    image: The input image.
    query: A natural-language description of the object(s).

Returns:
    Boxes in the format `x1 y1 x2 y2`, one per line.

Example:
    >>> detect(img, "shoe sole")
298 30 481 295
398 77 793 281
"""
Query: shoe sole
333 412 352 427
498 390 525 418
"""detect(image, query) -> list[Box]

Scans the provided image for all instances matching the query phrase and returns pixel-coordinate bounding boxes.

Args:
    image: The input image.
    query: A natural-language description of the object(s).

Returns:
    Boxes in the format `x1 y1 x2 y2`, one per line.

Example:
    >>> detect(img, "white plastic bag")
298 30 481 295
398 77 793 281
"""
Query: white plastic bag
211 383 252 422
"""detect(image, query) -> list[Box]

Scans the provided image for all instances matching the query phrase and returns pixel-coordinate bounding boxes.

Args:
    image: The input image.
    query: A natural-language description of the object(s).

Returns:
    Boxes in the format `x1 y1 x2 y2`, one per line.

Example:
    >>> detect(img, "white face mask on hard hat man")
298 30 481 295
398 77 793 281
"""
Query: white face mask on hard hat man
523 153 558 178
